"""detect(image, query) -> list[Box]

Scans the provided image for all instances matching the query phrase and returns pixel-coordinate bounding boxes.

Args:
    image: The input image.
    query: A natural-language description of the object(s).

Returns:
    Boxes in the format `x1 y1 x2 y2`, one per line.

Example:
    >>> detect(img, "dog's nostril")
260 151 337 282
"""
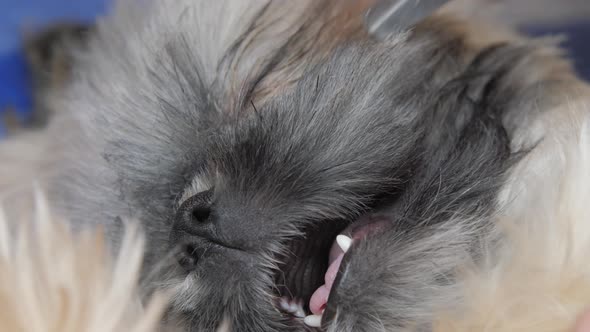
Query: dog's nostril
177 244 199 272
192 206 211 223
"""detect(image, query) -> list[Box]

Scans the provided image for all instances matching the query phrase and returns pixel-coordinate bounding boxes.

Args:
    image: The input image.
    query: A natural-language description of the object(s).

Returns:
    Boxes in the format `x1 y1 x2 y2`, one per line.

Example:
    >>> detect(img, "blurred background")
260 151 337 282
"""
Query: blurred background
0 0 588 136
0 0 108 136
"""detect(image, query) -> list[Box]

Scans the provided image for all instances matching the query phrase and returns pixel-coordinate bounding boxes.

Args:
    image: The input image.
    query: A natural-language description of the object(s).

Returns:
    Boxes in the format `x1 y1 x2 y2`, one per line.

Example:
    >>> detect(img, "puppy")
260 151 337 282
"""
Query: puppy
1 0 589 331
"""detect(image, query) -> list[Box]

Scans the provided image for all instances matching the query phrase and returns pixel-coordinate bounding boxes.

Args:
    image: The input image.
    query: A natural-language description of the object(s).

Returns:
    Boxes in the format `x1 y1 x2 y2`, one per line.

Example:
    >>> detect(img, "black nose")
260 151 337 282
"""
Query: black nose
169 190 216 271
174 189 215 235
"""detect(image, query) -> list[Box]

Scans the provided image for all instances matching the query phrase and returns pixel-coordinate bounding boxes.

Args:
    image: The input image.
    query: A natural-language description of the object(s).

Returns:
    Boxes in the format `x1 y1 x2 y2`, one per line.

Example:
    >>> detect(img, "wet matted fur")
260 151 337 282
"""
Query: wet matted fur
1 0 590 331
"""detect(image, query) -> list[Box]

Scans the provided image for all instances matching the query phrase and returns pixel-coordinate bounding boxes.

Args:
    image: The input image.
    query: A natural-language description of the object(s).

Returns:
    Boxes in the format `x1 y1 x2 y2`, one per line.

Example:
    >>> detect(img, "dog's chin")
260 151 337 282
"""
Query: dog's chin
273 215 392 326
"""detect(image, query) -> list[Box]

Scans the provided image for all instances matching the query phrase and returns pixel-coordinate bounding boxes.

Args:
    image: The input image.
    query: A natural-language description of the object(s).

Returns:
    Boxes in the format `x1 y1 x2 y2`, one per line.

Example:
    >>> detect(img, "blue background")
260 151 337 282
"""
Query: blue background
0 0 109 135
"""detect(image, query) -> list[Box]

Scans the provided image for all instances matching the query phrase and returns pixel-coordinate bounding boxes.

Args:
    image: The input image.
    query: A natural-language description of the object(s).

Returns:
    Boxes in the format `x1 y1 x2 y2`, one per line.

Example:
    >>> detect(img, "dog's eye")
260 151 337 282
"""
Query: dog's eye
178 175 213 207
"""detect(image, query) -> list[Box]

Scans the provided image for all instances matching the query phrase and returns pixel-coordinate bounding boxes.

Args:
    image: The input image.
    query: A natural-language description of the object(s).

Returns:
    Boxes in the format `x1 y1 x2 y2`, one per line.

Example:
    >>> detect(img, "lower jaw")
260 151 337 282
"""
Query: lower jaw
276 215 392 327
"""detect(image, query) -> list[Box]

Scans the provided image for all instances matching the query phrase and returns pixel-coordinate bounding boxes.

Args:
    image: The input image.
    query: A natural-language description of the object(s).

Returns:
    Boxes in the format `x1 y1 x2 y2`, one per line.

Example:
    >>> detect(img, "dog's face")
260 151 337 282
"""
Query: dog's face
164 39 427 330
159 31 517 330
51 2 565 330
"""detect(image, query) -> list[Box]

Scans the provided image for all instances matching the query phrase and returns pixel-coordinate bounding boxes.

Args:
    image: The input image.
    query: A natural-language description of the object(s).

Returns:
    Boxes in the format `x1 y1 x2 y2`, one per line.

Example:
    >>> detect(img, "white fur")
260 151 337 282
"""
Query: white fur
433 103 590 332
0 189 166 332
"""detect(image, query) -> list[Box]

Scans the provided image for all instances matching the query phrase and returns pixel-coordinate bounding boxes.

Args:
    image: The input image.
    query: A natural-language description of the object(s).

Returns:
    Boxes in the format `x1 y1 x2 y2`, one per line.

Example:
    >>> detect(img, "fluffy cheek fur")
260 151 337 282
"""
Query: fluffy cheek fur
325 101 590 332
322 55 514 330
432 103 590 332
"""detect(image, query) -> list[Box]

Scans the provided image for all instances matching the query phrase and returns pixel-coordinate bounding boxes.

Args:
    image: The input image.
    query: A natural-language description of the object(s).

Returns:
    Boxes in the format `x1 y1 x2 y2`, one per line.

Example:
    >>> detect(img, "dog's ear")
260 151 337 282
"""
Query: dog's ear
23 22 94 128
454 38 582 150
413 16 583 151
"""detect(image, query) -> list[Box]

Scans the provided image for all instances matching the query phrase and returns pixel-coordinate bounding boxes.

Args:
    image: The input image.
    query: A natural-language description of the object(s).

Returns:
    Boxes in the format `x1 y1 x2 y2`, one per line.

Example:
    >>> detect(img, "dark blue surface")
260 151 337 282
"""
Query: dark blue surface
0 50 31 118
523 21 590 82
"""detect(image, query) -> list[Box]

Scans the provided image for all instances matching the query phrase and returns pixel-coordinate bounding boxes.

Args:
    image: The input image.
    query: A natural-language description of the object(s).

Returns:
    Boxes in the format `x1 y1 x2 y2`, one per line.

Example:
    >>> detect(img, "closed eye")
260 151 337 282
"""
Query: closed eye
177 176 214 208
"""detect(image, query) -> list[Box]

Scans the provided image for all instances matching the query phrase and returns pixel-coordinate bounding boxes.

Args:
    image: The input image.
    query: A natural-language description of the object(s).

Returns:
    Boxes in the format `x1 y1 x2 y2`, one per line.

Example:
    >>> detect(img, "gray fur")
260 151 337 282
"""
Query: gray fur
39 1 578 331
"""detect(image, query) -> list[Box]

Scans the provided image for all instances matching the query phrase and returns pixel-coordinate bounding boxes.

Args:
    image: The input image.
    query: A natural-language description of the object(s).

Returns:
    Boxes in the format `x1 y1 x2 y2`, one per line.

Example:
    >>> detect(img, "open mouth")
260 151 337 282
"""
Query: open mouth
274 215 391 329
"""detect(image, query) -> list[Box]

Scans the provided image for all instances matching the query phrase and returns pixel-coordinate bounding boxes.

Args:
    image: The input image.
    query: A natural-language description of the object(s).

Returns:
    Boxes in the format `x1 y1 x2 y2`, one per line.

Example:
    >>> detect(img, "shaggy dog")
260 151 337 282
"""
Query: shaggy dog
1 0 590 331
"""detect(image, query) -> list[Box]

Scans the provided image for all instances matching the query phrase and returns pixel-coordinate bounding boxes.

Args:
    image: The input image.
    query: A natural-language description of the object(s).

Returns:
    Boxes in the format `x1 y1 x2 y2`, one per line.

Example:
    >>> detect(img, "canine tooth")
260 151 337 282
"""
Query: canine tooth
294 300 306 318
336 235 352 253
304 314 322 327
294 306 306 318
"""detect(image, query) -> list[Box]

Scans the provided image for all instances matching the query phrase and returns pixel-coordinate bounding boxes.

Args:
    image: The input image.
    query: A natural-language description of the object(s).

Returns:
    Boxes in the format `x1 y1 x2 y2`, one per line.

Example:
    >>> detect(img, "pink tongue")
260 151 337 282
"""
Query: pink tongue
309 251 344 315
308 217 389 315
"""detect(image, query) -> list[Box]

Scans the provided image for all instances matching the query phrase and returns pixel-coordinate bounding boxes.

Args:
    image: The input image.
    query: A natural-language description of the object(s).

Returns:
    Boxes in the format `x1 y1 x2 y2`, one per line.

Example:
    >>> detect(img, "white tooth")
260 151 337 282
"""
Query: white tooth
294 301 306 318
304 314 322 327
336 235 352 253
